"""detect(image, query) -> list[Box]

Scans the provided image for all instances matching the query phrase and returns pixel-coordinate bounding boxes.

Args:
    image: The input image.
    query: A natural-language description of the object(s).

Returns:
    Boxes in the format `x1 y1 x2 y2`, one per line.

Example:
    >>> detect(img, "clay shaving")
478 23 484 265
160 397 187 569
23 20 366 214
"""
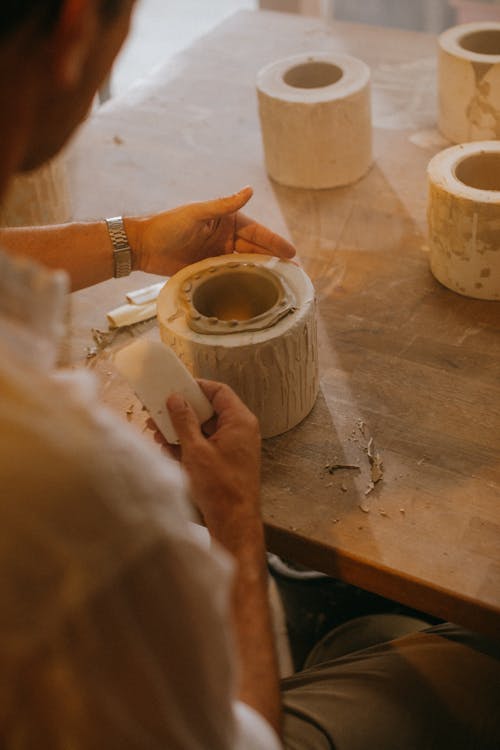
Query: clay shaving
92 327 121 351
364 481 375 496
326 463 361 474
367 437 384 484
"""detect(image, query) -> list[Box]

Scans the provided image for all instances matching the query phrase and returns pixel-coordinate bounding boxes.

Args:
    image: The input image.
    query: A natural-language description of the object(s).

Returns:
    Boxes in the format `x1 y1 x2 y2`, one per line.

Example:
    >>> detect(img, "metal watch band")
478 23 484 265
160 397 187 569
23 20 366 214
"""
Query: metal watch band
106 216 132 277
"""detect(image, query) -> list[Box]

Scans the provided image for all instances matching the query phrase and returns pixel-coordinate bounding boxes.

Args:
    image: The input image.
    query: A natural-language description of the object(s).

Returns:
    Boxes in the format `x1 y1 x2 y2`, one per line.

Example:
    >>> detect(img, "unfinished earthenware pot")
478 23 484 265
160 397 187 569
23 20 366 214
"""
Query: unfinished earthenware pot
157 253 319 437
427 141 500 300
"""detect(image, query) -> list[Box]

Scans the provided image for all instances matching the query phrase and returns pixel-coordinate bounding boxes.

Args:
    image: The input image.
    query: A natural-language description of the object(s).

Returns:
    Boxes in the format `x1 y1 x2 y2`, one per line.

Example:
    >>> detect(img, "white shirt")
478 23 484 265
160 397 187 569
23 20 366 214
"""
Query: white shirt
0 250 281 750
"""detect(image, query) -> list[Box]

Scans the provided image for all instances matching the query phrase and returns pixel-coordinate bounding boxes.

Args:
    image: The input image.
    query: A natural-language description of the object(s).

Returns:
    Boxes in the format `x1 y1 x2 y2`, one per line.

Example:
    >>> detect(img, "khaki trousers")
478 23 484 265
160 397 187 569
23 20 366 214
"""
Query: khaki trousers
282 624 500 750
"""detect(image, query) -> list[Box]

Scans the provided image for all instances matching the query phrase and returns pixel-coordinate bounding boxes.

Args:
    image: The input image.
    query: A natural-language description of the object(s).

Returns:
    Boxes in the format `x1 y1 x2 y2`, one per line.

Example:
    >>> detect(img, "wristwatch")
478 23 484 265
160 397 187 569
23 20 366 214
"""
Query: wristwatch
106 216 132 277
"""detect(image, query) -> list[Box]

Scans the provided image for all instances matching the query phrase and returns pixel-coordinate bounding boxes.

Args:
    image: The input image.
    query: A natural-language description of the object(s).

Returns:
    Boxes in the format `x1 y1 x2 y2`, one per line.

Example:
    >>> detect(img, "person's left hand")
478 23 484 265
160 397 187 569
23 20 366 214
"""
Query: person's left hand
127 186 296 276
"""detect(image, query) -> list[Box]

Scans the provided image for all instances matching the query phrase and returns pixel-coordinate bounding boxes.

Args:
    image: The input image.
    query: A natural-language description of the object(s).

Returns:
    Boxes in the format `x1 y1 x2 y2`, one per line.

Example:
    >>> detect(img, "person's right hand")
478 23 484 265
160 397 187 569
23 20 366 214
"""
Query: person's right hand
168 382 281 733
166 380 262 537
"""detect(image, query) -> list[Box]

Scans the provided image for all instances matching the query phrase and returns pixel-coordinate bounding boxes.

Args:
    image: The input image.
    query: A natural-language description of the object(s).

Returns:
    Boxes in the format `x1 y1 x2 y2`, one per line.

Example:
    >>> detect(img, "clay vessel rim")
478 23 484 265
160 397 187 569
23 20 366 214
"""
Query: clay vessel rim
179 261 296 335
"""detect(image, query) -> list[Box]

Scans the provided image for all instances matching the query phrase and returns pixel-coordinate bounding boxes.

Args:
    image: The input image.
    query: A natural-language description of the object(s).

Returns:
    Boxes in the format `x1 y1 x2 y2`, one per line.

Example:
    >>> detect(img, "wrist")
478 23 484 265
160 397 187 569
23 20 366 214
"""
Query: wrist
201 486 261 525
205 501 265 555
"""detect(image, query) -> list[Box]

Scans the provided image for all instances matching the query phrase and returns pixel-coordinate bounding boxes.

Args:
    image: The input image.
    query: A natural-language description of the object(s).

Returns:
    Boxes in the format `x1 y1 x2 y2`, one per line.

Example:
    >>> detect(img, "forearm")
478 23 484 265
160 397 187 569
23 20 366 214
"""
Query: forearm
165 384 282 736
0 217 143 292
208 507 282 737
0 189 295 292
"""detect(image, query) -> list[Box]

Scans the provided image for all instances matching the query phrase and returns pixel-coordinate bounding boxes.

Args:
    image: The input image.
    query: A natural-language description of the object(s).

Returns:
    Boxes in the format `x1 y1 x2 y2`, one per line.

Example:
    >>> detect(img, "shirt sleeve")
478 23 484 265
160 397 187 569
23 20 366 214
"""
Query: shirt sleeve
0 356 259 750
233 701 283 750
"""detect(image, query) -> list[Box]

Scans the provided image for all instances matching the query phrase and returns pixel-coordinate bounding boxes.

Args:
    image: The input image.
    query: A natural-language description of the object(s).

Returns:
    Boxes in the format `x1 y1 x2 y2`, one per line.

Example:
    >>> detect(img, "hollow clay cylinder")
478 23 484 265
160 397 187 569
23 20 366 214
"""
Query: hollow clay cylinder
439 22 500 143
157 253 319 438
427 141 500 300
257 52 372 189
0 155 71 227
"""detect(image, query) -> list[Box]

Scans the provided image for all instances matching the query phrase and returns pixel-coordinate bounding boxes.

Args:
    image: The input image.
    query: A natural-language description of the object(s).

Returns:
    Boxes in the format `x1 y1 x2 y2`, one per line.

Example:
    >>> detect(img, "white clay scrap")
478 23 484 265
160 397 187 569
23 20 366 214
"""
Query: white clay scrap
107 302 157 328
114 339 214 444
126 281 167 305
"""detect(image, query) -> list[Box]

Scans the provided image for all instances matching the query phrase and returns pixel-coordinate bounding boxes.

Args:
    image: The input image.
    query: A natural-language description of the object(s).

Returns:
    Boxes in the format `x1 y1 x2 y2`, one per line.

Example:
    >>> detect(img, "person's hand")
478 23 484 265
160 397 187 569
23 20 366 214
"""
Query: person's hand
159 380 262 536
165 383 281 732
128 186 296 276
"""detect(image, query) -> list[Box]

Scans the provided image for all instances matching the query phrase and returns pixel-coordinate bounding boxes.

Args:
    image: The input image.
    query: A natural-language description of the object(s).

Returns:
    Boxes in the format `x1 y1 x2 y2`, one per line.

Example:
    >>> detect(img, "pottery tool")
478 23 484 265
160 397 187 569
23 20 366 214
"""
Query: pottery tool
114 338 214 444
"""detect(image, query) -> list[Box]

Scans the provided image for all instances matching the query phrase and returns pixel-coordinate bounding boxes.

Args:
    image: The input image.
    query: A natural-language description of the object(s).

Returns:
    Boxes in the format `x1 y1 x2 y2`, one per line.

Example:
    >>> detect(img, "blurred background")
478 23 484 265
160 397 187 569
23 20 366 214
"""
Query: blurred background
112 1 500 96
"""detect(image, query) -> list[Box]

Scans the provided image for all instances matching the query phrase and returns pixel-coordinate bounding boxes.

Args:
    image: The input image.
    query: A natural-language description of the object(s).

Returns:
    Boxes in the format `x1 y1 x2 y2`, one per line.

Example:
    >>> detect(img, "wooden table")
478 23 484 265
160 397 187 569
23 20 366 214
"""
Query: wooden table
68 10 500 639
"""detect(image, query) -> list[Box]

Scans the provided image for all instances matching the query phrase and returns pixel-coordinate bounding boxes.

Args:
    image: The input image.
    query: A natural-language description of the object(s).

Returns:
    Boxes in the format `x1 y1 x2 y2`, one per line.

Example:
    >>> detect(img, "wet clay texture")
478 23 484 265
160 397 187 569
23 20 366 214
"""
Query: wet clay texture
157 253 319 438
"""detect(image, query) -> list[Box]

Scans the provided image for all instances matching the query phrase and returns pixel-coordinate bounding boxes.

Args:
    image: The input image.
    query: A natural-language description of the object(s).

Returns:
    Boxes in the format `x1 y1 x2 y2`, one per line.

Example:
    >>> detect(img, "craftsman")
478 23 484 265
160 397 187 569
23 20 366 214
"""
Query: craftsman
0 2 499 749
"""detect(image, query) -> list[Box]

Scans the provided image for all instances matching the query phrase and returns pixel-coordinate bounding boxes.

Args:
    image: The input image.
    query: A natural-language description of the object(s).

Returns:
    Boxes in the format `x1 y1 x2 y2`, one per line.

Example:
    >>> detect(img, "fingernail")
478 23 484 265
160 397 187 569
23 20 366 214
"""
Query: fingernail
167 393 186 412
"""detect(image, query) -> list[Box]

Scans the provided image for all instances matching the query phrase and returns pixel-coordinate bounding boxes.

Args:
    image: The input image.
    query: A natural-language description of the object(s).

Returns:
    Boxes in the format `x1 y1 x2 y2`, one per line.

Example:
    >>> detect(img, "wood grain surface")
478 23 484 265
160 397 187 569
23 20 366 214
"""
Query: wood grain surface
68 11 500 637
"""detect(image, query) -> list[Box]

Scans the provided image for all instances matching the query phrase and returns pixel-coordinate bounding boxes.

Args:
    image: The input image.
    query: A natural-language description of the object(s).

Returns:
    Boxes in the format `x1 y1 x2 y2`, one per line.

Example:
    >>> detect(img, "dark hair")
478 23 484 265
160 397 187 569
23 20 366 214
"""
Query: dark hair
0 0 123 38
0 1 61 36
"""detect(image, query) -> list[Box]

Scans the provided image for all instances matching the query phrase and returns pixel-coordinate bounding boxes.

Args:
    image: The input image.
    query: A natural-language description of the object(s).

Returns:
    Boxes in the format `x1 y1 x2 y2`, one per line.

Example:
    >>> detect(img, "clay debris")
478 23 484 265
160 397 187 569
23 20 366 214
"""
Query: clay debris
367 437 384 485
350 422 385 507
325 463 360 474
324 424 385 504
86 318 154 362
86 327 120 358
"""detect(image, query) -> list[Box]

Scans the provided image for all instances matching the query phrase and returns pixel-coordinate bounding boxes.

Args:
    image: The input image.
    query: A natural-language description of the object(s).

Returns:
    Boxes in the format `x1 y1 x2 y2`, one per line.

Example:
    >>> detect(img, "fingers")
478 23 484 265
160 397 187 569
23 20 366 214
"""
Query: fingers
197 379 258 429
167 393 204 448
195 186 253 220
197 379 242 412
145 417 181 460
234 237 296 257
150 384 253 452
235 214 296 259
